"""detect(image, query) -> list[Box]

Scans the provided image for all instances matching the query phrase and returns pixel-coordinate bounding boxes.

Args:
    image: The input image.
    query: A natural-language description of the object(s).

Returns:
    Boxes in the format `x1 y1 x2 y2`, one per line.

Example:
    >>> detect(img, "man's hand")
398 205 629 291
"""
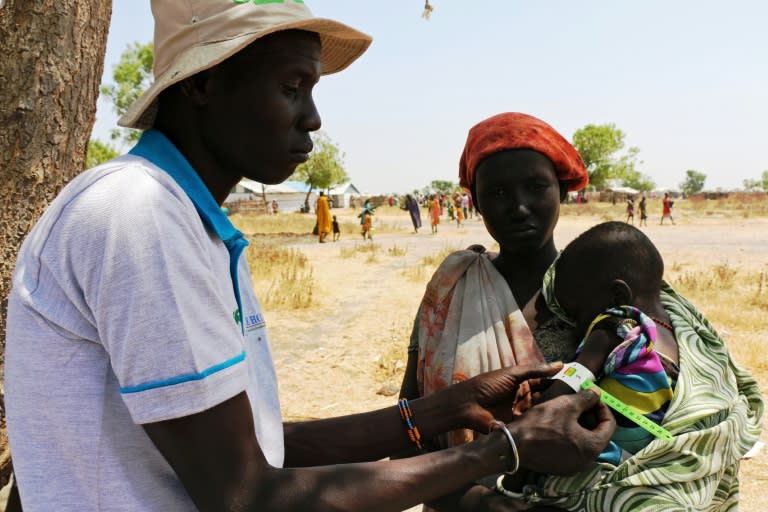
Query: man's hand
510 389 615 475
440 362 563 433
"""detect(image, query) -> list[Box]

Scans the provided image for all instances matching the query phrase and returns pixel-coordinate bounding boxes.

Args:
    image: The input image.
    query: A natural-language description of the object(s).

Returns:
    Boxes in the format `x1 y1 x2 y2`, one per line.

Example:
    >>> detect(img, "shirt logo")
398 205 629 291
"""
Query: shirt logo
245 313 266 332
233 309 242 326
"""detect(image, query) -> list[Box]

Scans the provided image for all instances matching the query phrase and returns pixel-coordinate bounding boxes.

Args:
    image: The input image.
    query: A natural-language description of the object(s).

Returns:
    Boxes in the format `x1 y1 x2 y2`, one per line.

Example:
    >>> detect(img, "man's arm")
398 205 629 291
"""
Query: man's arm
145 370 614 511
286 361 563 467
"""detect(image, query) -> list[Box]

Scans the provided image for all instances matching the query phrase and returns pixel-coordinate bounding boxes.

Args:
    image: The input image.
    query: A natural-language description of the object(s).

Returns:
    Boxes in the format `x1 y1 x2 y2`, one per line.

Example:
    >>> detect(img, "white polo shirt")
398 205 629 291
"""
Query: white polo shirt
5 129 283 510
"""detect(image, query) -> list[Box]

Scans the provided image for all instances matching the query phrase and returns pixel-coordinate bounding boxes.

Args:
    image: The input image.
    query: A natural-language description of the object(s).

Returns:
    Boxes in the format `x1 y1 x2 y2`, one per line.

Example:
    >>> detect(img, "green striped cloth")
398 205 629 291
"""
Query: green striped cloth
521 283 764 511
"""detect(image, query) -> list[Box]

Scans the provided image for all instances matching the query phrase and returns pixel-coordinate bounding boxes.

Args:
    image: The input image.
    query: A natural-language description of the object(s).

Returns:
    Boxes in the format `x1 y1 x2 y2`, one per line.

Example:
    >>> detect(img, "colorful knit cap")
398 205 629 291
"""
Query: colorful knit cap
458 112 588 191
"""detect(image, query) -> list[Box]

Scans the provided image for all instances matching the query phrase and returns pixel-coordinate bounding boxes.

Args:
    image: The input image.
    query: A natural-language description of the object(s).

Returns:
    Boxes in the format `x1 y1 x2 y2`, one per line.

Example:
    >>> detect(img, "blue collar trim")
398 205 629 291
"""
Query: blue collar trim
128 129 243 244
129 129 249 335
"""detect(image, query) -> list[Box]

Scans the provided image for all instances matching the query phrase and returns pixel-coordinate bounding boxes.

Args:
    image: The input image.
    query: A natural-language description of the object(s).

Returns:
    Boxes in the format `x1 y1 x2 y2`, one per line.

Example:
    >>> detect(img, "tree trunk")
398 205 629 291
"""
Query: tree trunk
0 0 113 494
260 184 269 215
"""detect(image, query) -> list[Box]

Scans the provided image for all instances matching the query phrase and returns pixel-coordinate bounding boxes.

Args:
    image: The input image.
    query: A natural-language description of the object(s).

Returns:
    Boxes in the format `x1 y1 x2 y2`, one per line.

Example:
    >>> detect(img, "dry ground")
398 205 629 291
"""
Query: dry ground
247 207 768 511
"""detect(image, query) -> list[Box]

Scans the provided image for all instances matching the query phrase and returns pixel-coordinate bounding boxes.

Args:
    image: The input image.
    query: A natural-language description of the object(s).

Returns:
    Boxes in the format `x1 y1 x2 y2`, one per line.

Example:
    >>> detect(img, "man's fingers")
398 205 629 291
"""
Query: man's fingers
508 361 563 382
573 388 601 412
589 400 616 436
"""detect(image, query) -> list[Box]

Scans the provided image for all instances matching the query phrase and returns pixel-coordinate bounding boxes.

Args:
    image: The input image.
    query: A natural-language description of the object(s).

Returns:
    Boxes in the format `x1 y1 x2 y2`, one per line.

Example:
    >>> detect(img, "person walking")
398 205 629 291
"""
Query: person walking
315 191 332 242
625 194 635 224
403 193 422 233
428 194 441 234
660 192 676 225
639 194 648 226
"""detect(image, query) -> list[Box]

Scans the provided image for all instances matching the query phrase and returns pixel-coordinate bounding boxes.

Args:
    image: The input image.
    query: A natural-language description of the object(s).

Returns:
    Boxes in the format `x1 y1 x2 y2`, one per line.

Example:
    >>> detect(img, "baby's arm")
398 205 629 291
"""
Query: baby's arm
539 328 619 403
499 329 621 493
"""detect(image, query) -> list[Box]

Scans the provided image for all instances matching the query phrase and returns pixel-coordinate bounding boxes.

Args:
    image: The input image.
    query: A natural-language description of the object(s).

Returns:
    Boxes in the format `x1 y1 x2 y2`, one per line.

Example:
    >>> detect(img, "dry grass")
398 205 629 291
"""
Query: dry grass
387 243 408 257
400 244 461 283
244 239 314 310
231 212 315 234
667 262 768 375
373 320 412 382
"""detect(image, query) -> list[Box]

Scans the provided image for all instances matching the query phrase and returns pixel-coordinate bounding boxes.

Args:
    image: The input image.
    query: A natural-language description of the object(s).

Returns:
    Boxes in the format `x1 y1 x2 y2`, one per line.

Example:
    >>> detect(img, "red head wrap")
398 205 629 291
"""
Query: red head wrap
458 112 588 192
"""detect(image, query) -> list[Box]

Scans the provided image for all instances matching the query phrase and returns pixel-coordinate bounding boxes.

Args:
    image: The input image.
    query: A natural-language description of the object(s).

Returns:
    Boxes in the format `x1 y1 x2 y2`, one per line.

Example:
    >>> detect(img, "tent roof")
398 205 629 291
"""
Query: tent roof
239 179 360 195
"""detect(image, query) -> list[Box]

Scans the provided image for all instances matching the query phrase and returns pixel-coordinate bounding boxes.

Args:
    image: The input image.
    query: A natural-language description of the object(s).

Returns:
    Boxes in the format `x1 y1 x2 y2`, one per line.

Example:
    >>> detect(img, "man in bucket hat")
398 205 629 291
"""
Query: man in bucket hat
5 1 614 510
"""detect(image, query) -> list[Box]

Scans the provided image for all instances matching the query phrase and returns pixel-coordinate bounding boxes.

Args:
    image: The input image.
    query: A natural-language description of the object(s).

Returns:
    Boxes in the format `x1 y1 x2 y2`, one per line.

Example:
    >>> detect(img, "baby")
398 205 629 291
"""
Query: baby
499 221 679 494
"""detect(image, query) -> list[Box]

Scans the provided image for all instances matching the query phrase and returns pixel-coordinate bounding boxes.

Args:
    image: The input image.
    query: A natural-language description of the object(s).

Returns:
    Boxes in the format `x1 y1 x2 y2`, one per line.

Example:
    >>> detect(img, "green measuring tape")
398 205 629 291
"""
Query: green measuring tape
581 380 673 441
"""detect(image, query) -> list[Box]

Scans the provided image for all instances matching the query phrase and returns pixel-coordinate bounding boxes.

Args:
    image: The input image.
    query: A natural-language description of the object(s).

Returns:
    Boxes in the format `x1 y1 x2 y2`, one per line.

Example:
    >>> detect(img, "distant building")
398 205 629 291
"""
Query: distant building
226 179 361 212
328 182 361 209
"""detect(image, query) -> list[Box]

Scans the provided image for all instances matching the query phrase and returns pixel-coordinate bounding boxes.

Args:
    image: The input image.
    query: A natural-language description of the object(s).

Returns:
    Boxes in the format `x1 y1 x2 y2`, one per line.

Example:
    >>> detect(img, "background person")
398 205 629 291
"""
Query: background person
428 194 441 234
403 193 423 233
316 190 332 243
638 194 647 226
332 214 341 241
660 192 676 225
625 194 634 224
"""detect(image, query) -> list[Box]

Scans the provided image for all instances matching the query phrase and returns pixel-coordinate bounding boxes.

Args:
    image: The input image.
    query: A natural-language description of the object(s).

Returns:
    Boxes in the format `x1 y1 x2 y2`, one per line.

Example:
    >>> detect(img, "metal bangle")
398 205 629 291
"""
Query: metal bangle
490 419 520 475
495 473 522 499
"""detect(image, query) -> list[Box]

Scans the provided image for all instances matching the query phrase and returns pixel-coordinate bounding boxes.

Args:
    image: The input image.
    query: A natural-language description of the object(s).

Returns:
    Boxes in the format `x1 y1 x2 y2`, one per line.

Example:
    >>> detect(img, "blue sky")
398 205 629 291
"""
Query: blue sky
93 1 768 194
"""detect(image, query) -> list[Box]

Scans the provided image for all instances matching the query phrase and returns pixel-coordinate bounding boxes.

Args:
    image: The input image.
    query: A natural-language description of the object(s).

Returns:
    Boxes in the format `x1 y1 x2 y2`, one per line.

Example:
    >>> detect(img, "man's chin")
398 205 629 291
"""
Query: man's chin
244 165 298 185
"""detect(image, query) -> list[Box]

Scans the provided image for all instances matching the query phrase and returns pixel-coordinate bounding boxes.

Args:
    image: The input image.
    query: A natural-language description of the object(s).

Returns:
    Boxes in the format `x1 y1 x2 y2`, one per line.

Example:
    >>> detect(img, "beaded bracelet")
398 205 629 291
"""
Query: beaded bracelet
490 419 520 475
397 398 424 450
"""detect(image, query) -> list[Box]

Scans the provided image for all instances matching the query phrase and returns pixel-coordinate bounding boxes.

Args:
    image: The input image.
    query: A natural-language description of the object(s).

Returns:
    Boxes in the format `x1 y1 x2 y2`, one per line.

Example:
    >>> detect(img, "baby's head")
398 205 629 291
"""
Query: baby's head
333 215 337 221
554 221 664 332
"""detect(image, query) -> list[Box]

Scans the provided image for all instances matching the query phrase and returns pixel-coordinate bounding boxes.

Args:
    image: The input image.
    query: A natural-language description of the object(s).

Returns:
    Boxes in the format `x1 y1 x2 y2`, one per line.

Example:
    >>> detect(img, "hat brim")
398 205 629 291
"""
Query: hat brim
119 18 372 130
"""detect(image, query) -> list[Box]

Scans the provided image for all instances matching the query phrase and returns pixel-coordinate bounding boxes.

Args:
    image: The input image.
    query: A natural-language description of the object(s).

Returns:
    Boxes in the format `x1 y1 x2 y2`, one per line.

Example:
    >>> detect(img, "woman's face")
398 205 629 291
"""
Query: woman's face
474 149 561 254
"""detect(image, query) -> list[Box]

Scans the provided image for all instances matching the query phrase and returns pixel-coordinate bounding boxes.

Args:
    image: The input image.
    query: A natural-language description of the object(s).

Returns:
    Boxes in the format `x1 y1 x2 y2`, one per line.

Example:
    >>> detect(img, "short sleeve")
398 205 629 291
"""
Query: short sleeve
36 168 248 424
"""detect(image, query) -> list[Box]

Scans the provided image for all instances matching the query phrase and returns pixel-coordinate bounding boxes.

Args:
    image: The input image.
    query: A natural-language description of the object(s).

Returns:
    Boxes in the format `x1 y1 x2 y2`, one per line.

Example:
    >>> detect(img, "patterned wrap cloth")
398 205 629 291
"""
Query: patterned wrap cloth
414 250 545 447
458 112 588 192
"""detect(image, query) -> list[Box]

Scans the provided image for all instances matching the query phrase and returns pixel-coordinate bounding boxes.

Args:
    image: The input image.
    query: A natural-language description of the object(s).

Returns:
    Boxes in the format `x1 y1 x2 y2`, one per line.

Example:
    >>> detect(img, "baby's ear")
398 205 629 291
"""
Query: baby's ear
610 279 633 306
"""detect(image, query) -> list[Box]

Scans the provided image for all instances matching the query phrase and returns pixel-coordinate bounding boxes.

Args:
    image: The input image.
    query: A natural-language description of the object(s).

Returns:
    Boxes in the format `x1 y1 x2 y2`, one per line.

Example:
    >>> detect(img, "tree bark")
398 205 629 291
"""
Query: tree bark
0 0 112 492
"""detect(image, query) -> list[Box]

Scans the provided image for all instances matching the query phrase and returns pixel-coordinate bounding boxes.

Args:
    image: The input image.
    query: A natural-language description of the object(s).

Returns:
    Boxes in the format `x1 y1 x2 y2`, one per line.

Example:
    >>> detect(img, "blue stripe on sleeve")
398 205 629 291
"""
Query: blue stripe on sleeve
119 351 246 394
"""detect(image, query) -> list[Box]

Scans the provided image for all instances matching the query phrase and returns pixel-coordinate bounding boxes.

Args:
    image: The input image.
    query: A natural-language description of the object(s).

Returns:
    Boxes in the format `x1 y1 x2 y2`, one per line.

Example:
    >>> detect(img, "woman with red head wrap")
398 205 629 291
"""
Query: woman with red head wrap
400 112 589 511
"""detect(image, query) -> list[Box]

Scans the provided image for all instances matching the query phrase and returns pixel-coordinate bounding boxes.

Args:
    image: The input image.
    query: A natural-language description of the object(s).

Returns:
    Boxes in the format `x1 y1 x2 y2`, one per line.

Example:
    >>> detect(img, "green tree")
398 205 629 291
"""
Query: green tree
430 180 456 195
100 41 154 147
622 171 655 192
744 170 768 191
291 131 348 209
680 169 707 195
743 178 760 191
86 139 120 168
571 123 641 190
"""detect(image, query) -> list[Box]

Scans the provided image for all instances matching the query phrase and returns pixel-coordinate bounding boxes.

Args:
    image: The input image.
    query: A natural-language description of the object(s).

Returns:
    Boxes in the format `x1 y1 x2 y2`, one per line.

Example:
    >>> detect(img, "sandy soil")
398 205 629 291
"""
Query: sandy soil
263 209 768 511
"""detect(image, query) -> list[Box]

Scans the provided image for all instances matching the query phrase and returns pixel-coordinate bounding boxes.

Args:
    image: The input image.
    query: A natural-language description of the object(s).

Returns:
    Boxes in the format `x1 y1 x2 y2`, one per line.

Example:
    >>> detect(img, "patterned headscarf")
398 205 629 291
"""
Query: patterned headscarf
458 112 588 191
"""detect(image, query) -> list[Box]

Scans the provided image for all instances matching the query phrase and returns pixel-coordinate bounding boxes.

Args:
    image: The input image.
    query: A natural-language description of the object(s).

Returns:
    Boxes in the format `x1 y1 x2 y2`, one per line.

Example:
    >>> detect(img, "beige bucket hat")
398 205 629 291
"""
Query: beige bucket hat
119 0 372 129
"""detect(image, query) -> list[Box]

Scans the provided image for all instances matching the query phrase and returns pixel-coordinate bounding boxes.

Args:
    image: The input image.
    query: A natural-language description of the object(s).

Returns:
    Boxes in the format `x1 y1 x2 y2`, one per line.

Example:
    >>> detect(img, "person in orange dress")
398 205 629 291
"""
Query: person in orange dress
315 191 332 243
429 194 441 234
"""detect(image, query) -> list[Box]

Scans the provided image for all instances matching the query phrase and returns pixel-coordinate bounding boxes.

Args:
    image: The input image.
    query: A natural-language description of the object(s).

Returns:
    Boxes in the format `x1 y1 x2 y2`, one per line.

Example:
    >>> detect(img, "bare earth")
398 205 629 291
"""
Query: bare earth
263 209 768 512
